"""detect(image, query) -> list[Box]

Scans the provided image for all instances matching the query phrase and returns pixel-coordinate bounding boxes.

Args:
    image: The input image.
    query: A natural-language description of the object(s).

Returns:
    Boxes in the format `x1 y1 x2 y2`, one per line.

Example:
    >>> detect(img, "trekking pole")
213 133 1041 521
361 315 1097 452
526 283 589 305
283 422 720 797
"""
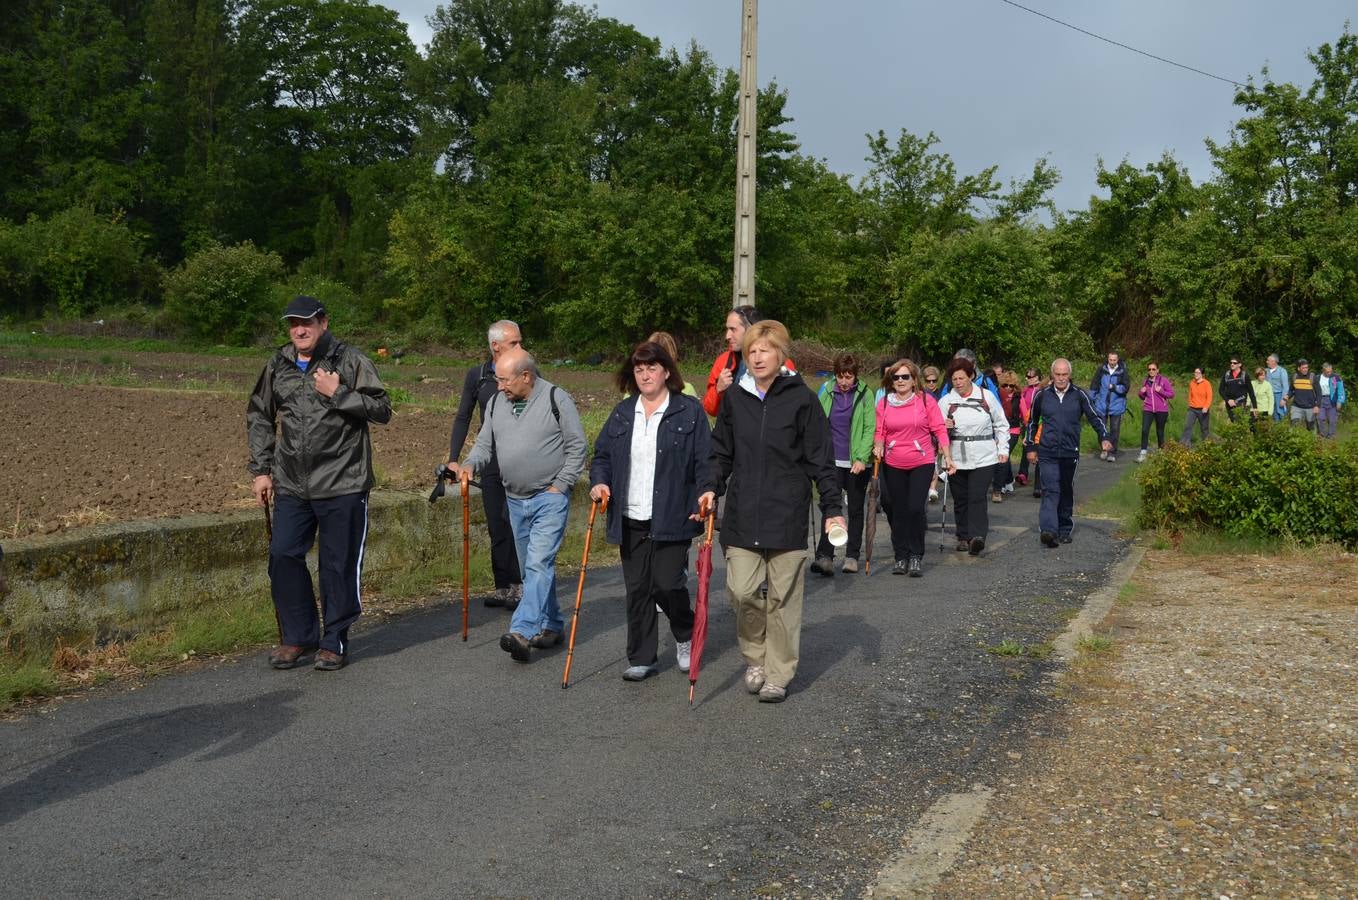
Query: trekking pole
460 470 471 641
561 496 605 689
262 499 283 644
936 476 950 553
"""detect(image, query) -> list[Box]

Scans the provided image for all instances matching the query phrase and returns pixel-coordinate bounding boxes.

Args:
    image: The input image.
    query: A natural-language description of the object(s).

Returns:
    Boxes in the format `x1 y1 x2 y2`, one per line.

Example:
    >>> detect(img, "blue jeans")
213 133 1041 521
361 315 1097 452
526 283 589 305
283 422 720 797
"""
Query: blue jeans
506 489 572 638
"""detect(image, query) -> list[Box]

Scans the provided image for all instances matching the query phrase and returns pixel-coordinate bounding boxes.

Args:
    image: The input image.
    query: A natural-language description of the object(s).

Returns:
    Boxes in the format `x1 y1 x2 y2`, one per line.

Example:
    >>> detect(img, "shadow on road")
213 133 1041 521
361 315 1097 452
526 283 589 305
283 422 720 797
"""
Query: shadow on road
0 689 301 826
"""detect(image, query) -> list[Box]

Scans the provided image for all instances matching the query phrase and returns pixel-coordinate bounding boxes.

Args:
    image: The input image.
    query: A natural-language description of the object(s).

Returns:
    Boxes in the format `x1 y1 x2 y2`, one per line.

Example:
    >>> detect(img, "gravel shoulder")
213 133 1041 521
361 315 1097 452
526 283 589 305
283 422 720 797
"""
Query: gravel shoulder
932 547 1358 897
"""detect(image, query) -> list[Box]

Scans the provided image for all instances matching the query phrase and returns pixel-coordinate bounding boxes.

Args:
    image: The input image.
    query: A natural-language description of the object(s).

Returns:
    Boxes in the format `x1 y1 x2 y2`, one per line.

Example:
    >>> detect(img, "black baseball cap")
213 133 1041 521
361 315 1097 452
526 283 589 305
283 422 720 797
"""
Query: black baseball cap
281 295 326 320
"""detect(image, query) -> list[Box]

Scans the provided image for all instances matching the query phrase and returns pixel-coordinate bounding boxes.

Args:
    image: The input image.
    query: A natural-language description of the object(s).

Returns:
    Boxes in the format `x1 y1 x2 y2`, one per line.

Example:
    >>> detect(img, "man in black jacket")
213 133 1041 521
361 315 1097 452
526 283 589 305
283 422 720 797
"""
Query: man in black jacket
1219 357 1255 422
447 320 524 609
247 296 392 670
1025 358 1112 548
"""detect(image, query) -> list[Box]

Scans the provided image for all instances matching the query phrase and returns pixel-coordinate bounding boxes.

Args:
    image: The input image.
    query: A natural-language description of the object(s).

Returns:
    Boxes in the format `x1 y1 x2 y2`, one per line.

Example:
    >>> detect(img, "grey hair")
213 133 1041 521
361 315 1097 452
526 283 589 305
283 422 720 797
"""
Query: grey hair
1050 357 1072 375
487 320 520 346
954 347 977 363
1267 353 1279 364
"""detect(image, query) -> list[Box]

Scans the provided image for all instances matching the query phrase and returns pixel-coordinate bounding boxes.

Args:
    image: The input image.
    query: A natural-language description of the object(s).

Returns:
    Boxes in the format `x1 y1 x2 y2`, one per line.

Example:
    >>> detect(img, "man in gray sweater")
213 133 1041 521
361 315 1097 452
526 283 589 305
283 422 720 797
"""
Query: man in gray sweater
448 348 588 662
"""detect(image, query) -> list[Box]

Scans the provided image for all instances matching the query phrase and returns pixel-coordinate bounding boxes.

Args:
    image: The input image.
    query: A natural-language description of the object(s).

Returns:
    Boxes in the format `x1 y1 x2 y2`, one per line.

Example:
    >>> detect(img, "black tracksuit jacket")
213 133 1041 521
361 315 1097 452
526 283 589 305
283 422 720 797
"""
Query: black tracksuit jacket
701 374 842 551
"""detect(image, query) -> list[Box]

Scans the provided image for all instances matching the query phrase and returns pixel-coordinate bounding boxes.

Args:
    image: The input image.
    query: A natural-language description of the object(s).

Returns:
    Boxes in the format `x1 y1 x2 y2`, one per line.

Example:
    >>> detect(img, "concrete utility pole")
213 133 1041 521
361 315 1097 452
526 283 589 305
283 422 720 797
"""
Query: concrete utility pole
731 0 757 310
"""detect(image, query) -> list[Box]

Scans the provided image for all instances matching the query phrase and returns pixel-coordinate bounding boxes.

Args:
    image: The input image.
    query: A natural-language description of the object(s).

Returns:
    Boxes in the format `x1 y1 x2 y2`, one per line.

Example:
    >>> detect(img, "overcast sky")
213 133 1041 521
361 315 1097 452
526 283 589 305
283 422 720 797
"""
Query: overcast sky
389 0 1354 214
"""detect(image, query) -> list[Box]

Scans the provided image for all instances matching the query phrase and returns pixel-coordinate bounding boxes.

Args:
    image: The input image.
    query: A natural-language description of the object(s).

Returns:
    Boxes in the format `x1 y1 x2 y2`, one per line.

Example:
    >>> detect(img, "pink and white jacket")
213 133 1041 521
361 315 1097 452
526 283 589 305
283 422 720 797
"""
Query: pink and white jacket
874 391 950 470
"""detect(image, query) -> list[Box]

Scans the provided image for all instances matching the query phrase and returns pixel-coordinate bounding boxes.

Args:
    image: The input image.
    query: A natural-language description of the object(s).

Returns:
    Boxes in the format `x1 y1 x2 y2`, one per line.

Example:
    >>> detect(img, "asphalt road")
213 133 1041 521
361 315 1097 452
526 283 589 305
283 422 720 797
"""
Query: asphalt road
1 460 1131 898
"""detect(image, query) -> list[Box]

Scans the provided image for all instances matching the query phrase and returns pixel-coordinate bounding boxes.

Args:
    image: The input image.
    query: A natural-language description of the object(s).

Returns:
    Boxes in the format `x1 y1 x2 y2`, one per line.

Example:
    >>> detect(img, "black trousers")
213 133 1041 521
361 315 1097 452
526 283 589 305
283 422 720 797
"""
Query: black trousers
951 464 995 542
1102 413 1124 450
882 463 933 560
1140 410 1168 449
620 519 694 666
816 465 870 559
480 465 521 589
269 491 368 655
992 452 1013 492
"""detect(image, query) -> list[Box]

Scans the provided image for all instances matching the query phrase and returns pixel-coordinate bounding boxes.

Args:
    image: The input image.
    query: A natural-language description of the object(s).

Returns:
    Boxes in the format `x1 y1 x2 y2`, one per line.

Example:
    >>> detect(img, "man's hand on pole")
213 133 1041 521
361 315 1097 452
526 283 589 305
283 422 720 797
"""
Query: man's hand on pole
252 474 273 507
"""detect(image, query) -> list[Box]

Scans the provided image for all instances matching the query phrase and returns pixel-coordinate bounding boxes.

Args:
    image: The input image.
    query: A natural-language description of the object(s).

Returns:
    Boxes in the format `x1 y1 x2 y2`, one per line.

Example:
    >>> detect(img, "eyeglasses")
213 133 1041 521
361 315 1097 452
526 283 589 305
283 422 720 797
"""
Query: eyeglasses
1026 373 1039 379
1148 368 1159 373
892 373 913 382
1230 361 1240 366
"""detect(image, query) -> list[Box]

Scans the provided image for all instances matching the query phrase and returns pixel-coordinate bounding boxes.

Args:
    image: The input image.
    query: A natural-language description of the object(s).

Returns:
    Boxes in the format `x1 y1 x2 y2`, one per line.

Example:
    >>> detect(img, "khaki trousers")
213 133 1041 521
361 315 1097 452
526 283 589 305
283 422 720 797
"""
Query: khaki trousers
724 547 807 688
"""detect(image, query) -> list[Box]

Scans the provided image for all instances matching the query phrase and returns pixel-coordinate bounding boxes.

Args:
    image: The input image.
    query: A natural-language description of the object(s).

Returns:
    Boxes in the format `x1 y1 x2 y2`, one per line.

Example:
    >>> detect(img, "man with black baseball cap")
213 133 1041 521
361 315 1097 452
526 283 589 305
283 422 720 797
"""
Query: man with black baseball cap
247 295 392 671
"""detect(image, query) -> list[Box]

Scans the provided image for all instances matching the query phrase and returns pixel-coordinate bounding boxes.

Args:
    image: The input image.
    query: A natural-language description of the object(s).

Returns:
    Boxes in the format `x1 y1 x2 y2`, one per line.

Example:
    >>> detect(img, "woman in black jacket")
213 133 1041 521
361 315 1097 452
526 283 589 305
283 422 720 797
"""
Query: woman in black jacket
697 321 845 703
590 342 711 681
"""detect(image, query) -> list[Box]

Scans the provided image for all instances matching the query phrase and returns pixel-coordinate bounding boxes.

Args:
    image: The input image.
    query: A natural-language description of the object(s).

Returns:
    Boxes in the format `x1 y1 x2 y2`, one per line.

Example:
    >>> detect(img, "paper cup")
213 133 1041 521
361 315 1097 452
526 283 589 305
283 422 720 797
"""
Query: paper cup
827 523 848 547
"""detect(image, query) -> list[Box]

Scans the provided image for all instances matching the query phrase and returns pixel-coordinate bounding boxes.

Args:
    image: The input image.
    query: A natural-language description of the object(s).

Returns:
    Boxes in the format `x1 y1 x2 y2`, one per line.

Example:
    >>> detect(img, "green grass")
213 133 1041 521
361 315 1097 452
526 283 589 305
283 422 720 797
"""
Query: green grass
125 596 278 666
1076 634 1114 654
0 659 62 705
1080 461 1141 529
985 639 1053 660
0 329 264 357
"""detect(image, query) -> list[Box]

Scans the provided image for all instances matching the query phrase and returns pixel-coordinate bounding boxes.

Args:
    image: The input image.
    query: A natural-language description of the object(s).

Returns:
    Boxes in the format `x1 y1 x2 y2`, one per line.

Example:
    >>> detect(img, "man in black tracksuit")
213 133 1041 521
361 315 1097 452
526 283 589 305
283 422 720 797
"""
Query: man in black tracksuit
1219 358 1255 423
1025 358 1112 547
448 320 524 609
247 296 392 670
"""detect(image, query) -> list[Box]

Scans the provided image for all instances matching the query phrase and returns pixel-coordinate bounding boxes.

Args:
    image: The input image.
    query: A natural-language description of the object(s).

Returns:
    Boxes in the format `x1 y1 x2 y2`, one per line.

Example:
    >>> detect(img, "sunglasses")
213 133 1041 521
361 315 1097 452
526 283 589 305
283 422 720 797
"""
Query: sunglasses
892 373 913 382
924 377 937 384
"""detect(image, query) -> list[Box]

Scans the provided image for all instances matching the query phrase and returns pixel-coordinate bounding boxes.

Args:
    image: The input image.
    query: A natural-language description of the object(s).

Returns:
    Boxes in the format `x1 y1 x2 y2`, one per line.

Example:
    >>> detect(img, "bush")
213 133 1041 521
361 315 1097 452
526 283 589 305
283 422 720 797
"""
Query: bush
17 207 148 317
274 275 380 333
163 242 286 345
1137 420 1358 546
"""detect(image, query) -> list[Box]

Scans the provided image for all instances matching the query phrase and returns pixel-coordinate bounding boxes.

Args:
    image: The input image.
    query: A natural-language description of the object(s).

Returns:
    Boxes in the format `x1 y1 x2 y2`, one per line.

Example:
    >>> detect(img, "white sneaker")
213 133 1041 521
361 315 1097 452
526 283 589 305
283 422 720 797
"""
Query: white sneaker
758 682 786 703
744 665 766 694
1136 449 1148 463
1098 450 1108 461
676 640 692 672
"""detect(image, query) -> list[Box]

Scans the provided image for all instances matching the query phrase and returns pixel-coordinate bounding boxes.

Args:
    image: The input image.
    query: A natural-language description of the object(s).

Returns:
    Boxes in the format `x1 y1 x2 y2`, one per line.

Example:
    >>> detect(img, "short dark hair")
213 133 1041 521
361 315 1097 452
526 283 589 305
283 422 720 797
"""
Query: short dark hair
833 353 859 376
945 357 976 382
732 305 763 327
616 341 685 395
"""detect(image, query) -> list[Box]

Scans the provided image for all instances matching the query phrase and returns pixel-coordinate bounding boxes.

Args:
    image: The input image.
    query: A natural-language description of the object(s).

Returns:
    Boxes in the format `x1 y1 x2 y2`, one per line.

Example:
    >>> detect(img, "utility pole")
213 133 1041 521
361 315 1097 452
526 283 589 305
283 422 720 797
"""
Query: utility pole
731 0 757 310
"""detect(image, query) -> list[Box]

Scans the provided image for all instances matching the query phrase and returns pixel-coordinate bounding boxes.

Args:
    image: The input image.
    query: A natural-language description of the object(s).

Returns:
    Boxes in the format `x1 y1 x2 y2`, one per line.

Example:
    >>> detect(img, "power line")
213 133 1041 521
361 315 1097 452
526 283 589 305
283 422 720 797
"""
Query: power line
997 0 1246 88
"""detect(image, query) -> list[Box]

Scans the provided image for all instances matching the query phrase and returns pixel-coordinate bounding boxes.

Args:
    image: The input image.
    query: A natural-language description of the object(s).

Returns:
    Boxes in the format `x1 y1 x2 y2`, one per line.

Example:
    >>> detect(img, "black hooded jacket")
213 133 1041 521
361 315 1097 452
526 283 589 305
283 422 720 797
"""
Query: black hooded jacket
701 373 842 551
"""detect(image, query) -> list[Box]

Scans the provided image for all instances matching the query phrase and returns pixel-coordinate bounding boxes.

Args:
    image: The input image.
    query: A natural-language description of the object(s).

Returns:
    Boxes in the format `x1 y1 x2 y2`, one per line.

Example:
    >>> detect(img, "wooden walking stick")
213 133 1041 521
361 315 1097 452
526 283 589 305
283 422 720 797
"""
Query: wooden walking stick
460 469 471 641
561 496 606 689
263 499 283 644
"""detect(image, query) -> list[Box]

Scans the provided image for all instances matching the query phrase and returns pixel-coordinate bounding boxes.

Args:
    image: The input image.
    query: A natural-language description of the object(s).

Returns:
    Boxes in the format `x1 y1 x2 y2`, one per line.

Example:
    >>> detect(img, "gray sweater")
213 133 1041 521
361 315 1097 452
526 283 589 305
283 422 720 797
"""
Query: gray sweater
463 378 588 497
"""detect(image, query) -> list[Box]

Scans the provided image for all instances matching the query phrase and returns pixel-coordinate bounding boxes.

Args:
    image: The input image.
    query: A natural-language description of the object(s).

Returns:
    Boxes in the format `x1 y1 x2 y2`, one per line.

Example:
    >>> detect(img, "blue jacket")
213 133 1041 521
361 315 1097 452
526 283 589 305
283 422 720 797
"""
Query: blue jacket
1320 373 1347 406
1089 362 1130 416
589 392 711 544
1025 384 1108 459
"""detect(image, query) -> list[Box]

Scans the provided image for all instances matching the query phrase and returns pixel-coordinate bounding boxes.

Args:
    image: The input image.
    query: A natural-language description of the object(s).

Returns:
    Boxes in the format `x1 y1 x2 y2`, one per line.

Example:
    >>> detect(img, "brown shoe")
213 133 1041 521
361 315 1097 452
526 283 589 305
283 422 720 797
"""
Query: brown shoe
529 629 563 649
955 539 969 552
268 644 316 670
500 631 531 662
313 649 345 671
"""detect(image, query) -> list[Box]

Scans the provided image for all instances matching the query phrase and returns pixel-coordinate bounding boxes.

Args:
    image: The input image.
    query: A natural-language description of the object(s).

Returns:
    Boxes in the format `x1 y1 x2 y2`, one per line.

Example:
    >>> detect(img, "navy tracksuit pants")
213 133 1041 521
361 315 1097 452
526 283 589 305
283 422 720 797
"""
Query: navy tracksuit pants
269 491 368 655
1037 456 1078 538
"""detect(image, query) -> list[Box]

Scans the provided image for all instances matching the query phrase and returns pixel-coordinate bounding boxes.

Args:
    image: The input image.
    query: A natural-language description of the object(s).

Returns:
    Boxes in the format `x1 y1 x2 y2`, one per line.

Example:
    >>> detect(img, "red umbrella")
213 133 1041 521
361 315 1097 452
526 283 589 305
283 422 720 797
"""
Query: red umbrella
688 511 717 706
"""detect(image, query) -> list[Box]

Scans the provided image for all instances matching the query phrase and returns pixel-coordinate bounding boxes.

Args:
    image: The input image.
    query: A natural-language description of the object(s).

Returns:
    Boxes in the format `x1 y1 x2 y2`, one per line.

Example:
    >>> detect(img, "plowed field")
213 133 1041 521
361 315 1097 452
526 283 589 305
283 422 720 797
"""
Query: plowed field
0 344 622 538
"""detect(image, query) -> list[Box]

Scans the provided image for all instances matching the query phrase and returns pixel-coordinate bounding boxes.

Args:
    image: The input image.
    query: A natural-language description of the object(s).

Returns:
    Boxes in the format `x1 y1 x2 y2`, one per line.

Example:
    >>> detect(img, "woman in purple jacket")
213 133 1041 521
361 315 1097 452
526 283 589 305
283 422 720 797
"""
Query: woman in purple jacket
1136 362 1175 462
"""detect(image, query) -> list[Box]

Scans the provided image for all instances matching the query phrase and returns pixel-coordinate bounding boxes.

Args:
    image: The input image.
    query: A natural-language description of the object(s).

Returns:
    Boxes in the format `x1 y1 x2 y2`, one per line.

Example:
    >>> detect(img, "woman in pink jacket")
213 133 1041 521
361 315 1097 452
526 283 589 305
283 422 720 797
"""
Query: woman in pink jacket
873 359 954 576
1136 362 1175 462
1017 368 1043 494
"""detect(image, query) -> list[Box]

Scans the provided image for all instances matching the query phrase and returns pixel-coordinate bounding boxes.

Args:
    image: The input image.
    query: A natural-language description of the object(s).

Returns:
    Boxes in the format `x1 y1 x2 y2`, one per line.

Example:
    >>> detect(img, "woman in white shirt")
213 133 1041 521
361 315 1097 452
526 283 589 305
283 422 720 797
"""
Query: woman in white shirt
938 357 1009 555
589 342 711 681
